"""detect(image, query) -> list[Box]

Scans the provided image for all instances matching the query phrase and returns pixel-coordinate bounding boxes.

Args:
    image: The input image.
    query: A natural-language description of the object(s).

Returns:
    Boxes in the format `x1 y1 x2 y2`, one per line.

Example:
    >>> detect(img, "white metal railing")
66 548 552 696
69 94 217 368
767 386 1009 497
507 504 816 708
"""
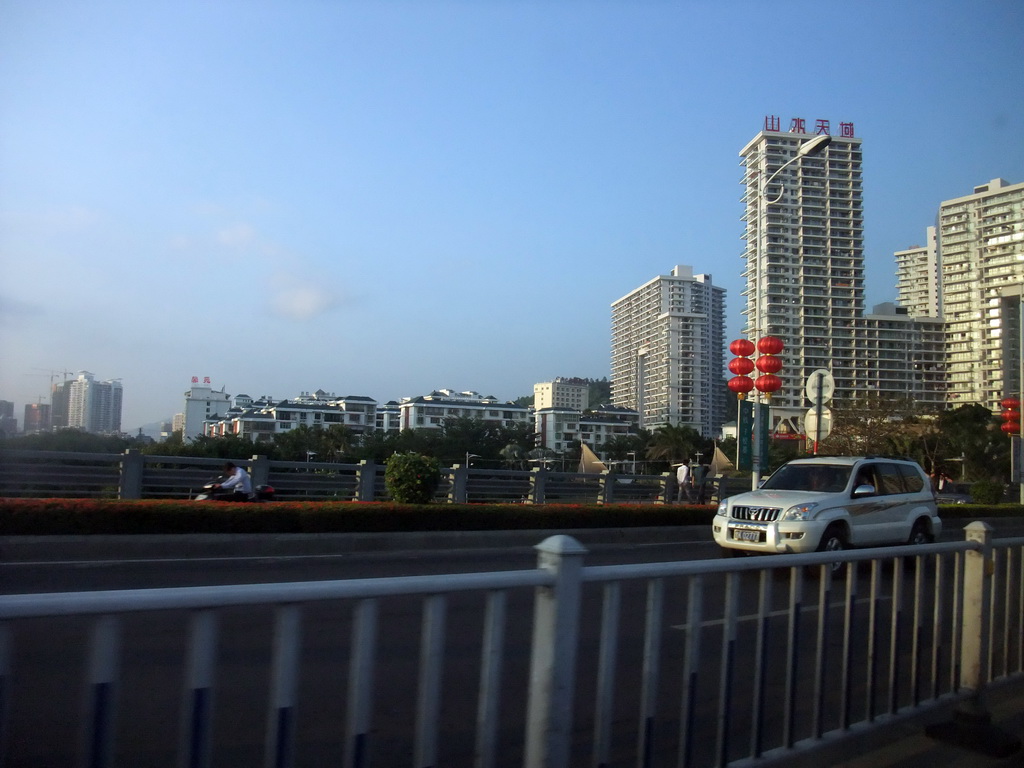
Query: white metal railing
1 524 1022 768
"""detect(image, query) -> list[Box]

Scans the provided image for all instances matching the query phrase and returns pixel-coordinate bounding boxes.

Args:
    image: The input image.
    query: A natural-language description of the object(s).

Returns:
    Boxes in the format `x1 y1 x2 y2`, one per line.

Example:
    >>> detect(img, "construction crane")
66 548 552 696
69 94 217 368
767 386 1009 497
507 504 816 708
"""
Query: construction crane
24 368 75 402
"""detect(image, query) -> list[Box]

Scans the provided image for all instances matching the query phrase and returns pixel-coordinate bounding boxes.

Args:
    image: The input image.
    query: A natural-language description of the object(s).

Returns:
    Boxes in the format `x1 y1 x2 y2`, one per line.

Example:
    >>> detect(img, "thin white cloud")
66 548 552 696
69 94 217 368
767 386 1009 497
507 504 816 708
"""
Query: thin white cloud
269 281 338 321
216 223 257 248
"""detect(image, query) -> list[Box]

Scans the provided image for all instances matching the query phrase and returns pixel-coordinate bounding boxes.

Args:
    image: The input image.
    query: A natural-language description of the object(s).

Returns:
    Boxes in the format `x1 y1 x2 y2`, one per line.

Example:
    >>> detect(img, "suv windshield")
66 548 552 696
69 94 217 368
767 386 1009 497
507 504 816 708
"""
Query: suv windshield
761 463 852 493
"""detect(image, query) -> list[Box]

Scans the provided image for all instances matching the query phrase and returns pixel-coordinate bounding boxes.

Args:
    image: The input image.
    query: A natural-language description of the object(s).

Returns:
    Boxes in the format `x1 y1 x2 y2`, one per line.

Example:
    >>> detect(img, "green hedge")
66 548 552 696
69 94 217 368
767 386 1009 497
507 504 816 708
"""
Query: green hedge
0 498 716 536
0 498 1017 537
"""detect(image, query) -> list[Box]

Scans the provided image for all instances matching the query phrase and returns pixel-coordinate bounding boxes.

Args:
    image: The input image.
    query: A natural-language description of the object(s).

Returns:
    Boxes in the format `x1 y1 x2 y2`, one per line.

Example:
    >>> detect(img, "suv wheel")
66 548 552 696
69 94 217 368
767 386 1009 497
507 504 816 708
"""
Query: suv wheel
908 519 933 545
813 524 847 575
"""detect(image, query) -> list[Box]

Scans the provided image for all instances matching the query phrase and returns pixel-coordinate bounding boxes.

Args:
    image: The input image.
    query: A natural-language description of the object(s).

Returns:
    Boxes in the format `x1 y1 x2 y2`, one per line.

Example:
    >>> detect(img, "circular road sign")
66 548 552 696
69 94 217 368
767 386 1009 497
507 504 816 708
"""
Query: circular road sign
805 369 836 405
804 406 833 441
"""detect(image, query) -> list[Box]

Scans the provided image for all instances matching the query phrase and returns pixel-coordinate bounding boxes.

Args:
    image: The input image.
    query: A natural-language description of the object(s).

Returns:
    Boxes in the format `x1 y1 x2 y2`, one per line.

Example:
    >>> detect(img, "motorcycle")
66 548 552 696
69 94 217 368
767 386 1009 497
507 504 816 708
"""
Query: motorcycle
193 475 275 502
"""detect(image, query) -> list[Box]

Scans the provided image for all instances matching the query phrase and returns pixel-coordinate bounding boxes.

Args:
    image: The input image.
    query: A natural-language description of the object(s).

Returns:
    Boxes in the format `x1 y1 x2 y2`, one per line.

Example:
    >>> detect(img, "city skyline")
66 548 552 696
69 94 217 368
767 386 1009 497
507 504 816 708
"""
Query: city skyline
2 1 1022 431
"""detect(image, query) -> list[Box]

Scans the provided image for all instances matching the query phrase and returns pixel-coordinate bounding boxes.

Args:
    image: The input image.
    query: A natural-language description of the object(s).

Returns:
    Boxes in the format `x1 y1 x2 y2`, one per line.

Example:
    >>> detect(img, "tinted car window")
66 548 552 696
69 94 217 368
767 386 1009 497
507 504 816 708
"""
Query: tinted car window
876 463 906 495
762 464 850 493
896 463 925 492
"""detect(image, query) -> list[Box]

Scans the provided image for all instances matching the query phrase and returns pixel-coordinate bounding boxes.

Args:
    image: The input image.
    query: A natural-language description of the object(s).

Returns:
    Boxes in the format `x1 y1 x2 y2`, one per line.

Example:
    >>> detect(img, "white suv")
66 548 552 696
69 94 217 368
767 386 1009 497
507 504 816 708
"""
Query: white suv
712 456 941 556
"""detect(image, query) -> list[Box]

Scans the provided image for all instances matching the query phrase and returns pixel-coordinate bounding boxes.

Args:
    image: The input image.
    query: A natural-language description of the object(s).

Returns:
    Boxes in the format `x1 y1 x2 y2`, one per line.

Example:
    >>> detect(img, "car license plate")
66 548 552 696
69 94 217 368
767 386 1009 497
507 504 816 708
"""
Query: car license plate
734 529 763 543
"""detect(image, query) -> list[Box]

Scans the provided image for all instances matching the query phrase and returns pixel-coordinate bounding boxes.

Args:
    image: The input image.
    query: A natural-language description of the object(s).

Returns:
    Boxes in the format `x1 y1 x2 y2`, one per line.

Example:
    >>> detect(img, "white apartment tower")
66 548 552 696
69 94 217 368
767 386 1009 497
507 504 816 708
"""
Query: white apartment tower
65 371 123 434
895 226 941 319
739 121 864 412
938 178 1024 409
610 265 726 436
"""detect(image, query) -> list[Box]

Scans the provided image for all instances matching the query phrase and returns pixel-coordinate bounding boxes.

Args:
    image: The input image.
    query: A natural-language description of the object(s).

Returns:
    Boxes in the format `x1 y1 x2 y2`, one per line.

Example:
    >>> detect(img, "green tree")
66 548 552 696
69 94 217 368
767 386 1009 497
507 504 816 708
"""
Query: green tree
936 404 1006 481
384 452 441 503
1 429 131 453
646 424 704 469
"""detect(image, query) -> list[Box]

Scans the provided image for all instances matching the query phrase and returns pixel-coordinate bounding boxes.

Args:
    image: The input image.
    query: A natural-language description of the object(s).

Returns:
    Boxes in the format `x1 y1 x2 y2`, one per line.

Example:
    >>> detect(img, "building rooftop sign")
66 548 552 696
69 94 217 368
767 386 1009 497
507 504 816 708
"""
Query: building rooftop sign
763 115 855 138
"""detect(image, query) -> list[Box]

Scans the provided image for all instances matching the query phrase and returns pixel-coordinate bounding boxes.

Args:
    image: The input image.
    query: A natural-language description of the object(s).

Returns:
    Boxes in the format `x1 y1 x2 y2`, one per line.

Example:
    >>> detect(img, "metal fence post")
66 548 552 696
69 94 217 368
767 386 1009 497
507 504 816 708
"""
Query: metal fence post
597 470 613 505
528 468 547 505
355 460 377 502
925 521 1021 757
118 449 144 499
656 472 670 505
959 521 993 709
448 464 469 504
523 535 587 768
250 455 270 488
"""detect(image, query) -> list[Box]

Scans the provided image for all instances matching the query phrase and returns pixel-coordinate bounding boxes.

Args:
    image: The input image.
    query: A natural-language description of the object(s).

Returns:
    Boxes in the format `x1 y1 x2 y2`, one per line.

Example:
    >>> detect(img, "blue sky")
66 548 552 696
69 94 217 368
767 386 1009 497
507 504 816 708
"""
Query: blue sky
2 0 1022 432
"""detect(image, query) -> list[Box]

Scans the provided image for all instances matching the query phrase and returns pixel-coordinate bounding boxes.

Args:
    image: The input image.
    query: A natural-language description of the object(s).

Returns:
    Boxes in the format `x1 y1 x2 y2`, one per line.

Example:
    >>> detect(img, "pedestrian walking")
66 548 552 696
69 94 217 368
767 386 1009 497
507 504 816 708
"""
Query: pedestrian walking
676 460 693 503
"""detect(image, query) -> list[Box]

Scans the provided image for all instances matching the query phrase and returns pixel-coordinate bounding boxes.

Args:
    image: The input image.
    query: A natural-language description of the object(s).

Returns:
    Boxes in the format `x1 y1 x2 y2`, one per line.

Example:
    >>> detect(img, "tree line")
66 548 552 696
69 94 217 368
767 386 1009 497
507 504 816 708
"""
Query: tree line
0 398 1013 483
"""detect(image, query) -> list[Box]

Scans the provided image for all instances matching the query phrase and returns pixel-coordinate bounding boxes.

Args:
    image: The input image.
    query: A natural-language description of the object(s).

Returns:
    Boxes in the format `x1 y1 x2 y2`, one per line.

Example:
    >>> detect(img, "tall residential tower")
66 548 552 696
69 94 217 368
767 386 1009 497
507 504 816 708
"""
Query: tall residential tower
739 120 864 414
937 178 1024 410
610 265 726 436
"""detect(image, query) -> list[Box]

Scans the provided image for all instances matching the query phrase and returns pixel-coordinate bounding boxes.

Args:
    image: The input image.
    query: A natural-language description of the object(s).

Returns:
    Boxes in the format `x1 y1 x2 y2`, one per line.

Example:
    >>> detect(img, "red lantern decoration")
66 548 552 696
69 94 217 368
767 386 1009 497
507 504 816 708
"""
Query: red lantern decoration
728 376 754 395
729 339 755 357
728 357 755 376
754 374 782 394
757 336 784 355
1001 396 1021 435
755 354 783 374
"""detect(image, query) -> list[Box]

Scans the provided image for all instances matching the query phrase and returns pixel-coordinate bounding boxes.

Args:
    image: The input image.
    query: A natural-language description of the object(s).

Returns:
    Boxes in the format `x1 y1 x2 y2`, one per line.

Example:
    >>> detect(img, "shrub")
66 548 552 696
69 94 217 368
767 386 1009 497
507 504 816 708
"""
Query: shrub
385 452 441 504
970 479 1004 505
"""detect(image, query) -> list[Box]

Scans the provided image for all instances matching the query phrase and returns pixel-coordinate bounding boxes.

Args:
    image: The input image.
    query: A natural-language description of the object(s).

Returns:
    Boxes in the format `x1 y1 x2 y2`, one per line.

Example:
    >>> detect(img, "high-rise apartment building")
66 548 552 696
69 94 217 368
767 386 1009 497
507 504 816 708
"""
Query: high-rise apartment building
936 178 1024 410
895 226 941 319
58 371 123 434
610 265 726 436
861 304 946 408
23 402 50 434
0 400 16 436
739 120 864 415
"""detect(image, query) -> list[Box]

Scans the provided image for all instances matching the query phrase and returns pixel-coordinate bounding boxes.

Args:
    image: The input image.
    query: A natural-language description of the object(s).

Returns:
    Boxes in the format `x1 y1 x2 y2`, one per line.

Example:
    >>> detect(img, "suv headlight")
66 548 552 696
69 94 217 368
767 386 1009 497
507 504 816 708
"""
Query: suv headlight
781 502 819 521
716 501 729 517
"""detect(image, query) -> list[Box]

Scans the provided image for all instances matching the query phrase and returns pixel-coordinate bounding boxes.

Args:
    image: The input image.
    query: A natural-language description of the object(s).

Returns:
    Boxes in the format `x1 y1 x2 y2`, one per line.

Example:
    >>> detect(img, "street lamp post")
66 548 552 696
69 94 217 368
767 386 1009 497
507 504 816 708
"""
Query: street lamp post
749 133 832 488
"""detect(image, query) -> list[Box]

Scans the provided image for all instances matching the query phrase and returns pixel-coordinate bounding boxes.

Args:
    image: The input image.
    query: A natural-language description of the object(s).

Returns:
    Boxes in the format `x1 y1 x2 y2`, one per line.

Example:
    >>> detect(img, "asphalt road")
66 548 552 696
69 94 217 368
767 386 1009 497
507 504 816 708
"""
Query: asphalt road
2 519 1022 768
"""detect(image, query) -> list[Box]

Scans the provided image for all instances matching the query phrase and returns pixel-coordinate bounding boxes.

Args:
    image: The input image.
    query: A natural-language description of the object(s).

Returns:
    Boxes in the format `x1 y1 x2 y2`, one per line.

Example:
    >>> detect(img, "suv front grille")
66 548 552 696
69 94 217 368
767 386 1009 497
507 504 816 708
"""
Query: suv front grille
732 505 782 522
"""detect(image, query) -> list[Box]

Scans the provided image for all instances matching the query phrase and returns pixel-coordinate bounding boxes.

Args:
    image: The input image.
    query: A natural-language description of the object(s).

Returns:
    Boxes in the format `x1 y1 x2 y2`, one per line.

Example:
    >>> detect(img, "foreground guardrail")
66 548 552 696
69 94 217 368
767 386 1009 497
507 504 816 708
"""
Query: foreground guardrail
1 523 1021 767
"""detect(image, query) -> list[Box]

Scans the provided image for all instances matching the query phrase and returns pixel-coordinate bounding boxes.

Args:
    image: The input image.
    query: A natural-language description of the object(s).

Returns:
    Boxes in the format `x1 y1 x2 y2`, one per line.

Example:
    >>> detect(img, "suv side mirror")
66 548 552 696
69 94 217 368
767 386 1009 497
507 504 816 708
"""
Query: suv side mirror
852 483 875 497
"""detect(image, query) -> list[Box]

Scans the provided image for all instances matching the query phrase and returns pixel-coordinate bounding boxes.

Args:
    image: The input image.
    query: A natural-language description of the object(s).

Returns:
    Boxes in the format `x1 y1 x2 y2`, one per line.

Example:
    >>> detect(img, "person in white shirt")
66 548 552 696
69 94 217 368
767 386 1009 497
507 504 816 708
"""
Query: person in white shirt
213 462 254 501
676 461 693 503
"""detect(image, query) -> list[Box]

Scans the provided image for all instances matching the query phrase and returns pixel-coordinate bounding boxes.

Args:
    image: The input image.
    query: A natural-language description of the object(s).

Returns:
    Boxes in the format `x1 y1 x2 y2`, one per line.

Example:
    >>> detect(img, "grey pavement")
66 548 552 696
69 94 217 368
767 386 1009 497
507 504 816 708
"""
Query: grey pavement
832 680 1024 768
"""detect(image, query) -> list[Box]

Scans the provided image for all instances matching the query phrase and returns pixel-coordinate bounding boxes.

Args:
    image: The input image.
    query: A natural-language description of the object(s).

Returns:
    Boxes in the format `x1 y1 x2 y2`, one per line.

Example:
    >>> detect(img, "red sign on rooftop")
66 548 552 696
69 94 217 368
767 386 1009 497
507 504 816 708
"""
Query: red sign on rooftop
764 115 855 138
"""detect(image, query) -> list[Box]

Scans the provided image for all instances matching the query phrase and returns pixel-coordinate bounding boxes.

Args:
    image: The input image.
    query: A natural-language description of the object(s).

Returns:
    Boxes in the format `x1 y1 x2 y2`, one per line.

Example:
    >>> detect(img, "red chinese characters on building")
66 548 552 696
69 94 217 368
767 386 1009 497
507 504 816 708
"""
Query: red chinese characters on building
190 376 213 385
191 376 199 384
763 116 856 139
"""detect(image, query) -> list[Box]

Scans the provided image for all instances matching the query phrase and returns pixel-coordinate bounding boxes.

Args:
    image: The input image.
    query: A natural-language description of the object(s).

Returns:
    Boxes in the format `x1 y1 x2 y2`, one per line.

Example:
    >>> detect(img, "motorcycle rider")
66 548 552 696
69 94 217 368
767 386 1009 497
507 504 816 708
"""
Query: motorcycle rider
212 461 254 501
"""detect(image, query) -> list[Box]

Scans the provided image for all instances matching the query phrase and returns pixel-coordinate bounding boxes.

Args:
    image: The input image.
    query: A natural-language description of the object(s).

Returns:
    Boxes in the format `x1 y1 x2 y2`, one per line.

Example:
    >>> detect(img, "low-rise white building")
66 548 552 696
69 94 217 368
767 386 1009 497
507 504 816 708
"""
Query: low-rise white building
399 390 531 430
535 404 640 455
205 391 378 441
534 378 590 411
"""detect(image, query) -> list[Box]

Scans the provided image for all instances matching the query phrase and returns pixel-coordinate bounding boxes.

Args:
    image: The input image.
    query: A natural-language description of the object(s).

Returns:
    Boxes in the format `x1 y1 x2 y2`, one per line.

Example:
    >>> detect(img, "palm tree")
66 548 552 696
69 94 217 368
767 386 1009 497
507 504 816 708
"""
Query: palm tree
646 424 702 466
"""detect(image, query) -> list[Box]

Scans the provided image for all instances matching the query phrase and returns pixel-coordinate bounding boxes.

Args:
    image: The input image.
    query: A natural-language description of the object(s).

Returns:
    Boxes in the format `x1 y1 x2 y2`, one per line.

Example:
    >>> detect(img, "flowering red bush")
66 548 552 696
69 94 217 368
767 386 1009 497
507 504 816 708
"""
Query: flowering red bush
0 498 714 535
